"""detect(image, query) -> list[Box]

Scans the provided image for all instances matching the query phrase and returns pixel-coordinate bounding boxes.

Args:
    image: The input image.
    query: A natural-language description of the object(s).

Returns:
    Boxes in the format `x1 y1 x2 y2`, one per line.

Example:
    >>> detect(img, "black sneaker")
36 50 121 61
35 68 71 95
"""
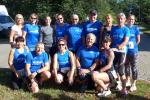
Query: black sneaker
79 84 88 93
12 82 19 90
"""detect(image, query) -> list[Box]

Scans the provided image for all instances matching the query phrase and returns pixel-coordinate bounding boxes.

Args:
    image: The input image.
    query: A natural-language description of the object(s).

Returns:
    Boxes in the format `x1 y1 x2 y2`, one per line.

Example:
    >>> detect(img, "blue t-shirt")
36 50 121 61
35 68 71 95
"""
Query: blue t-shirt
23 24 40 50
55 23 69 41
65 24 83 52
57 50 71 72
110 25 130 53
126 25 140 55
26 51 48 73
13 48 28 70
83 20 103 47
76 45 99 69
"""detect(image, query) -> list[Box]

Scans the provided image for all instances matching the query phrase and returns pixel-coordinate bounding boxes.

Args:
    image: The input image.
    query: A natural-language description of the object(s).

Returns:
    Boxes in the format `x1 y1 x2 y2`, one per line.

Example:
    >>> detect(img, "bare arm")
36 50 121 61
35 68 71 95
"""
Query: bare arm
9 30 15 43
69 51 76 78
118 37 129 49
22 31 27 40
8 49 18 75
76 56 81 69
37 62 50 73
26 64 31 77
136 34 140 45
53 54 58 78
100 50 114 72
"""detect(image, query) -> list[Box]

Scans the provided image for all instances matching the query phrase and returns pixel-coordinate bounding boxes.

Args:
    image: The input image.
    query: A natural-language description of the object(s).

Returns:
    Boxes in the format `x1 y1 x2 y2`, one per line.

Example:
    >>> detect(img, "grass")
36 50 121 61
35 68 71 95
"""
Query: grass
0 68 150 100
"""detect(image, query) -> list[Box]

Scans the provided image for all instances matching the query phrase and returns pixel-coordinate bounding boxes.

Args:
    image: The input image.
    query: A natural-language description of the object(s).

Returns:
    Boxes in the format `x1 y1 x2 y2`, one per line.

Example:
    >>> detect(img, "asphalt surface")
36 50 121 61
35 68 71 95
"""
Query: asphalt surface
0 34 150 81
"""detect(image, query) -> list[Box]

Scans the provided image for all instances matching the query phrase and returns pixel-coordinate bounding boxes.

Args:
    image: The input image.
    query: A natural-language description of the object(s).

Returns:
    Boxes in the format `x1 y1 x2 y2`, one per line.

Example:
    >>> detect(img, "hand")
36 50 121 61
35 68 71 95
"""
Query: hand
55 74 63 84
15 72 19 78
117 45 124 50
29 72 37 79
79 69 90 76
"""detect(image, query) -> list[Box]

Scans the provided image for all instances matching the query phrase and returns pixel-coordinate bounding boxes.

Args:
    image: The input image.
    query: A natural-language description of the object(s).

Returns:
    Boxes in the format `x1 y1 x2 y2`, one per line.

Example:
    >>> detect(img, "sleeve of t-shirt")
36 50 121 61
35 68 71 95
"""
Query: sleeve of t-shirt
43 52 49 63
125 27 130 37
95 48 100 60
23 24 28 33
26 52 32 64
135 26 140 36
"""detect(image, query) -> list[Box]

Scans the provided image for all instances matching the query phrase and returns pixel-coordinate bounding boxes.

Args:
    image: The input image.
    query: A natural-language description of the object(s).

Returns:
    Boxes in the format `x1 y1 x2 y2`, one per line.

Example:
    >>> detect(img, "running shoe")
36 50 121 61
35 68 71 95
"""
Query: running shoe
126 80 131 87
97 89 111 97
130 84 137 92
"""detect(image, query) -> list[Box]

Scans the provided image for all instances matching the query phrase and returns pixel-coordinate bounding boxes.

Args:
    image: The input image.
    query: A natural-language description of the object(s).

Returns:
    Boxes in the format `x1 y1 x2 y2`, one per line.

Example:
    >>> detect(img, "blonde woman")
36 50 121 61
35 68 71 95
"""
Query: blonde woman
53 38 75 85
9 14 24 48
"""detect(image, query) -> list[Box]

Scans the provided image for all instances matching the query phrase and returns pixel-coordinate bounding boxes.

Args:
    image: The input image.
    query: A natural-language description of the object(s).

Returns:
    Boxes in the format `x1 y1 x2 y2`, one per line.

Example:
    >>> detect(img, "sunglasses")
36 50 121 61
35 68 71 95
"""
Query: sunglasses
31 17 37 19
58 44 65 46
58 17 63 20
72 19 78 20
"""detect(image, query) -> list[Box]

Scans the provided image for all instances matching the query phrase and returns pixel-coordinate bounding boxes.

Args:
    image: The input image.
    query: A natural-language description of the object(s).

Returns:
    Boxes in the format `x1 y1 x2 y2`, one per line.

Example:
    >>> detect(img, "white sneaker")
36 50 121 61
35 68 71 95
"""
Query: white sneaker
97 89 111 97
126 80 131 87
130 84 137 92
116 81 122 91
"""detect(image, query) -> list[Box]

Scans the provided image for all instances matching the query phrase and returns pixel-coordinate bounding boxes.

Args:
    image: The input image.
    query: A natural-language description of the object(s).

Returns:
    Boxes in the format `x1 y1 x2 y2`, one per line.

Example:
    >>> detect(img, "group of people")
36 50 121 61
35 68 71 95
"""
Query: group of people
8 9 140 97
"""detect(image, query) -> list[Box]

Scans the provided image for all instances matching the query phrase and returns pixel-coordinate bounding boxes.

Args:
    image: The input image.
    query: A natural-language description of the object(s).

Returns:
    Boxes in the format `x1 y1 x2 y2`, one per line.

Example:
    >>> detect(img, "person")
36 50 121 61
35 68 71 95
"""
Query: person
23 13 40 51
25 43 51 93
65 14 83 53
54 14 69 43
40 16 54 58
53 38 75 85
110 13 130 95
100 14 113 47
76 33 99 92
83 9 103 48
92 36 117 97
125 14 140 92
8 36 28 89
9 14 24 48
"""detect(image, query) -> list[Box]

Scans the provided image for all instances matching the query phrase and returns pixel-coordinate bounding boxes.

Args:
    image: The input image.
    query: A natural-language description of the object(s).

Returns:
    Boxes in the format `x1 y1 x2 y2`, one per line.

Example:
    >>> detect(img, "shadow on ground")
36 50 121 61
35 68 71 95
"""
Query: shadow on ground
0 68 150 100
139 34 150 51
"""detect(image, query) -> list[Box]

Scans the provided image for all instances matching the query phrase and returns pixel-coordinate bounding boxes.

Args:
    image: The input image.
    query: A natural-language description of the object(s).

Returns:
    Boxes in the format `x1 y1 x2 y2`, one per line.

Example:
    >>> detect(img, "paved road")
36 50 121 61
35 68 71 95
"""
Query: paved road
0 34 150 81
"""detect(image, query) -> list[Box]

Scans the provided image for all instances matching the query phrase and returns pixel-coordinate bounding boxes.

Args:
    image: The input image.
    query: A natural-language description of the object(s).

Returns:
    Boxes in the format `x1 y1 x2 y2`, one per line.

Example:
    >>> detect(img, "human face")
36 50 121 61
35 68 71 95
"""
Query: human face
16 16 24 25
45 16 51 25
16 41 24 48
117 16 126 26
71 16 79 25
89 14 97 22
57 15 64 24
86 35 95 47
103 41 111 49
105 15 112 25
36 44 44 55
30 15 37 24
58 41 66 51
128 16 135 26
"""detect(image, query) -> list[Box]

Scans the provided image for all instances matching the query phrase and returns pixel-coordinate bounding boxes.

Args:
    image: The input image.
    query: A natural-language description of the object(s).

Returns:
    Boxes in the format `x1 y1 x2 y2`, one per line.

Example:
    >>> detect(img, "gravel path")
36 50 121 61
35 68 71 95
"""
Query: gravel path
0 34 150 81
137 34 150 81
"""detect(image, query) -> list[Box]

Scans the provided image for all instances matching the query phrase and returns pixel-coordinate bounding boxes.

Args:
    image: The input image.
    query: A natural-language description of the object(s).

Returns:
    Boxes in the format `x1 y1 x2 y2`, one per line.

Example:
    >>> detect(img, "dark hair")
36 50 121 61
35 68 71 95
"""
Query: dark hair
57 37 67 45
103 36 111 43
15 36 24 43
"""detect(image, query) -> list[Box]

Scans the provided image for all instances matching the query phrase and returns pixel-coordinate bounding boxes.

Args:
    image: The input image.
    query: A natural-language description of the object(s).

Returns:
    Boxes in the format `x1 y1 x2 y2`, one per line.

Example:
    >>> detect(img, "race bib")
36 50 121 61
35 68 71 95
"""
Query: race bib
60 67 70 73
128 42 134 49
